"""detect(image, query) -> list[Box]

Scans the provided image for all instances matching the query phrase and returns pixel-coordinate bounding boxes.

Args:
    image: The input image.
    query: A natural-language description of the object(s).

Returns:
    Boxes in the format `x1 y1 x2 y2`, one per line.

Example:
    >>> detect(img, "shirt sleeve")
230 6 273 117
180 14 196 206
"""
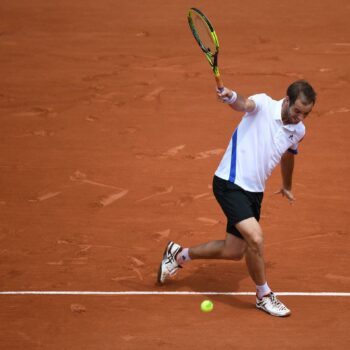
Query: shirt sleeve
287 147 298 155
246 93 269 116
288 135 304 155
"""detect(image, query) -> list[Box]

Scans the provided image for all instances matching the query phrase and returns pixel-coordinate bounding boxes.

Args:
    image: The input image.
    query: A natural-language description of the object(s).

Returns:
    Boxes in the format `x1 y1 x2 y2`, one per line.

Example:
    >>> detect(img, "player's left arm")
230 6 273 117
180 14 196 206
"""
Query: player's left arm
275 150 295 202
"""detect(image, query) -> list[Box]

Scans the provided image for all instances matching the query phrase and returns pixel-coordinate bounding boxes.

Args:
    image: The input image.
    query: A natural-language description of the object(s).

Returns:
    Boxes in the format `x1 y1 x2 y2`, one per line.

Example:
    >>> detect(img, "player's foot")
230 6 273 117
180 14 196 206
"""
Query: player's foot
256 292 291 317
157 241 182 284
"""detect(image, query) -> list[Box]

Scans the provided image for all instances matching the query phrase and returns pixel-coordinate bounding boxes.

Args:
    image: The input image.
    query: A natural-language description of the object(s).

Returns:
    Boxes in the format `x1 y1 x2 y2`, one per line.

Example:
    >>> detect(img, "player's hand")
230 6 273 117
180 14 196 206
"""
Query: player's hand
274 188 295 203
216 87 235 104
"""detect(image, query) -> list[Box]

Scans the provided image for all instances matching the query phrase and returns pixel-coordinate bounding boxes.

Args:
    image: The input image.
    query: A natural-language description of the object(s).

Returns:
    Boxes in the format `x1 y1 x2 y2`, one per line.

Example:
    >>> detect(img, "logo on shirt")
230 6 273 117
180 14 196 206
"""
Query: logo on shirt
289 134 294 140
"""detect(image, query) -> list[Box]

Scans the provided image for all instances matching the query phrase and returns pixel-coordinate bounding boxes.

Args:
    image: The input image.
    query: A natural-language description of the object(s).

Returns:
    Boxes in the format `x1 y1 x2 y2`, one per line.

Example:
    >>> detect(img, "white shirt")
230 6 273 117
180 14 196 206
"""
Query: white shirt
215 93 305 192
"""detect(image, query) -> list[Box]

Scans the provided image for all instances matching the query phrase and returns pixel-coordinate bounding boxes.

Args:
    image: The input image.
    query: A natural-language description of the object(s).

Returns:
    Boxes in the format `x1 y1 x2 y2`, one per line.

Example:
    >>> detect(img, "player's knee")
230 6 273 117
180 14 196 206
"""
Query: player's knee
252 234 264 247
248 231 264 253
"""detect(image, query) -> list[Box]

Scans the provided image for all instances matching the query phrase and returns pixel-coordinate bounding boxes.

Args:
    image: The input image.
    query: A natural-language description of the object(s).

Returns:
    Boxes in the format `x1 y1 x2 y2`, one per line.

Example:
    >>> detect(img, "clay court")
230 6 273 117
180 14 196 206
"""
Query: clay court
1 0 350 349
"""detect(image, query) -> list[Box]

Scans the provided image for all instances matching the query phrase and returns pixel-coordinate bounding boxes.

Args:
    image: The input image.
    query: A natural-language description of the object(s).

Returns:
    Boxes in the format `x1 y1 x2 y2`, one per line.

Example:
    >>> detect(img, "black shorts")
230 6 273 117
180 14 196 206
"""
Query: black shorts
212 175 264 240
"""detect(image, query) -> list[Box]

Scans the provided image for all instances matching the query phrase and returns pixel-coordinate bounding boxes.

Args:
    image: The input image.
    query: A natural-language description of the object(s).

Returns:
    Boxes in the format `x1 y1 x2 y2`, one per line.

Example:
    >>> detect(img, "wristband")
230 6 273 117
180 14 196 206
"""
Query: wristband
226 91 238 104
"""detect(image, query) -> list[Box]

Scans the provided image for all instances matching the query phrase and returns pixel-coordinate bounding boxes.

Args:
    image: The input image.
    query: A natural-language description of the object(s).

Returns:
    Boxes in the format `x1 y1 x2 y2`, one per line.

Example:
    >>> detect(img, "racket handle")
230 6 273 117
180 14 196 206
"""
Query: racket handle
215 75 224 92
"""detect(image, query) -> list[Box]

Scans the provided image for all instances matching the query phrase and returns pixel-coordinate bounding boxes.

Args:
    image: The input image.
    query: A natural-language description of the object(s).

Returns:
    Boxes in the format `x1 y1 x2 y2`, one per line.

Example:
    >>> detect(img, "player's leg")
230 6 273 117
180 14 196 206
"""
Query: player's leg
158 176 253 283
157 234 246 284
235 217 266 285
185 233 246 261
235 217 291 317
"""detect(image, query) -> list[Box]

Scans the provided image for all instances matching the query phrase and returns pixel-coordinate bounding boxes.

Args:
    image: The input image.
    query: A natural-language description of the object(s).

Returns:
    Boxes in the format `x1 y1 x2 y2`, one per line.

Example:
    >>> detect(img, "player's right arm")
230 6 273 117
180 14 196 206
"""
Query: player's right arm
217 87 256 113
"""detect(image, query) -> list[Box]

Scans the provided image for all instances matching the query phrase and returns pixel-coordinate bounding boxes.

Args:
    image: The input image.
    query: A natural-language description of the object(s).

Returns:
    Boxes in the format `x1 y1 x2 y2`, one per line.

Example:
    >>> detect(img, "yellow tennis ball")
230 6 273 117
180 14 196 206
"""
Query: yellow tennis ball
200 300 214 313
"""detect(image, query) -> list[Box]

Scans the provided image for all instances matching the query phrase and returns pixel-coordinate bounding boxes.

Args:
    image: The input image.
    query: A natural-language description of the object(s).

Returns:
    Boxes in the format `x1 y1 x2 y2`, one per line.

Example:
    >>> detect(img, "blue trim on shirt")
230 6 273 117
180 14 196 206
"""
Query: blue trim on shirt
287 148 298 155
229 129 238 182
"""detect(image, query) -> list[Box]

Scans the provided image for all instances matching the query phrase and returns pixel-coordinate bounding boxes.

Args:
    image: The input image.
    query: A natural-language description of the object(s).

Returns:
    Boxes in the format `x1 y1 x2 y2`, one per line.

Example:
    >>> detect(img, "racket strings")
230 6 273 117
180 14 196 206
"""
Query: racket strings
191 12 217 54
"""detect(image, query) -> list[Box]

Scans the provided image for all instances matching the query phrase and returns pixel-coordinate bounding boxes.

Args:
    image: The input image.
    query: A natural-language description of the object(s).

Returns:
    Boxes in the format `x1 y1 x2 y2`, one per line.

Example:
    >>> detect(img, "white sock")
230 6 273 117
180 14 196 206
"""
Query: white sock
256 282 271 299
176 248 191 265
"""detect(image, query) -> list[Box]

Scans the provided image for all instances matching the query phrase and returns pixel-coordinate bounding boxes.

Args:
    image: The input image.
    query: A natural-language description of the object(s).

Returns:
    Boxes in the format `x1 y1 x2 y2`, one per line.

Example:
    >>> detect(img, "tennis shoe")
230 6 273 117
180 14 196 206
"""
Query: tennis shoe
256 292 291 317
157 241 182 284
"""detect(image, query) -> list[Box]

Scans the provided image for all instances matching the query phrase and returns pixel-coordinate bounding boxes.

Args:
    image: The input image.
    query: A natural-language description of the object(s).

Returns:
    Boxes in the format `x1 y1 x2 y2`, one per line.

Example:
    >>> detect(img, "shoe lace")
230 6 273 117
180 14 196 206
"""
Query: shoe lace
165 254 176 266
270 293 287 310
164 255 180 276
165 250 179 268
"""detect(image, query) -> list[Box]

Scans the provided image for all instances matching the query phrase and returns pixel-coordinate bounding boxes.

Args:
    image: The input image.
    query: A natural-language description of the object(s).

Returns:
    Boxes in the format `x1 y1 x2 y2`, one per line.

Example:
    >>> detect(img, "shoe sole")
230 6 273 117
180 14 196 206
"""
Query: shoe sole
256 304 291 317
157 241 172 285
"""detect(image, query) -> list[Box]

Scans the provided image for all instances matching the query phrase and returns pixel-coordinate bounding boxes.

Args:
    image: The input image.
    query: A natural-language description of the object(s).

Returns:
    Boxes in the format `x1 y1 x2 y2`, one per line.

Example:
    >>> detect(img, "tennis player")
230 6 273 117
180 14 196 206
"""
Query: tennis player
157 80 316 317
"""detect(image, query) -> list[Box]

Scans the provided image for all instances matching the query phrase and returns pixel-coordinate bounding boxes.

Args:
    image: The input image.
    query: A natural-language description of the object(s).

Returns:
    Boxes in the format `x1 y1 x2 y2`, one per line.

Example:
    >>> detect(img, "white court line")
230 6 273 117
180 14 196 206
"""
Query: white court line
0 291 349 296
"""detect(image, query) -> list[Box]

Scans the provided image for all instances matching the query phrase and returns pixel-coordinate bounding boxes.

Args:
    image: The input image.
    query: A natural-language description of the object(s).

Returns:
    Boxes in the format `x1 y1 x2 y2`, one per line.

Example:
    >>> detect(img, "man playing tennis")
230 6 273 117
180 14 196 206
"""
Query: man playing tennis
157 80 316 317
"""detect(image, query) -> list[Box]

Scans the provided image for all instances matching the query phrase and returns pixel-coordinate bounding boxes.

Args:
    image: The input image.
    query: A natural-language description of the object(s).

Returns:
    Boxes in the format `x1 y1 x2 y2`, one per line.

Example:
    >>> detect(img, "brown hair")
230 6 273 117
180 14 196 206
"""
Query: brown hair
287 80 316 105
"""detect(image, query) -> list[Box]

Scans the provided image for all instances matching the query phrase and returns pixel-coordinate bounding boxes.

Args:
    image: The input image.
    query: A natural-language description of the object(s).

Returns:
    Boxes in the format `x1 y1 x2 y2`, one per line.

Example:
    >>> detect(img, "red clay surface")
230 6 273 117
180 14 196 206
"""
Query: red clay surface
1 0 350 349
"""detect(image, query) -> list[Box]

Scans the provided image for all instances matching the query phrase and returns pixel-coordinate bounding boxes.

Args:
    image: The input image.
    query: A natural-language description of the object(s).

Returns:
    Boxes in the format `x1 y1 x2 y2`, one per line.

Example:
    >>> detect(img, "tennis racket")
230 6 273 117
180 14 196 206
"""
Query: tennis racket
187 8 224 91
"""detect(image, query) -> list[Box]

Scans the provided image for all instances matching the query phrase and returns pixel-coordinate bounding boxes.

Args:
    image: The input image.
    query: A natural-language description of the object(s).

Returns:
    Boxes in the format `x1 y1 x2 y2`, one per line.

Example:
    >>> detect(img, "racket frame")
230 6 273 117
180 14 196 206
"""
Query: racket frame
187 7 223 89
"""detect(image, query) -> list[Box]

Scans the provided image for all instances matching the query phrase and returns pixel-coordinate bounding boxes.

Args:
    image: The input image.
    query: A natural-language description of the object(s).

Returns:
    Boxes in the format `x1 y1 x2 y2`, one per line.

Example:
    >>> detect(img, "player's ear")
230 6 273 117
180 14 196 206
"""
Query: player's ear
283 96 290 108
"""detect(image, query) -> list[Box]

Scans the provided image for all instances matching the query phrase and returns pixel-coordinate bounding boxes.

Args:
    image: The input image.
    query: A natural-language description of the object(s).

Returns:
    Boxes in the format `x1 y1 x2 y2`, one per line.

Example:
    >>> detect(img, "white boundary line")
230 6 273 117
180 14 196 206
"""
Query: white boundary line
0 291 349 296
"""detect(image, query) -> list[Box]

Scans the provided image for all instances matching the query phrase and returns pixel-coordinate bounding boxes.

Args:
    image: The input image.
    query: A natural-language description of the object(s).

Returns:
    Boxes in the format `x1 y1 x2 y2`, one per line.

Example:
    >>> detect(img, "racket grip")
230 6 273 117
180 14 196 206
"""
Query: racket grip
215 75 224 92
